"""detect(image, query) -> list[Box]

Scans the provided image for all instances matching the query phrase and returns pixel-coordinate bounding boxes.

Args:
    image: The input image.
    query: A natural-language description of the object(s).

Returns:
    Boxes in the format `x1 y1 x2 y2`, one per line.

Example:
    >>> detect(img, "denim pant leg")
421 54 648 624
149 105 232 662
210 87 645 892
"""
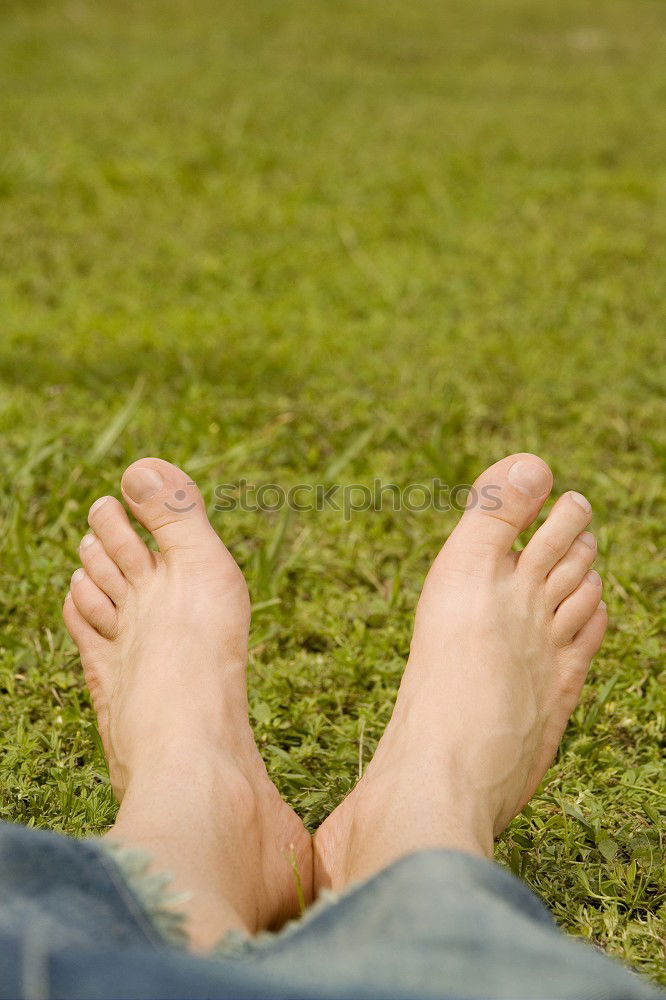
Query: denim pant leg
0 820 161 998
1 822 663 1000
232 850 663 1000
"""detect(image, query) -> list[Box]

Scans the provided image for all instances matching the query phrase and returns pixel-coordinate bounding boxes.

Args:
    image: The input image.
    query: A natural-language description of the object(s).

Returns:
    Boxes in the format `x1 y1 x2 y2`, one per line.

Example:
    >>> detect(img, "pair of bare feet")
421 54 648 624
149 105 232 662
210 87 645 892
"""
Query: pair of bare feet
63 453 607 952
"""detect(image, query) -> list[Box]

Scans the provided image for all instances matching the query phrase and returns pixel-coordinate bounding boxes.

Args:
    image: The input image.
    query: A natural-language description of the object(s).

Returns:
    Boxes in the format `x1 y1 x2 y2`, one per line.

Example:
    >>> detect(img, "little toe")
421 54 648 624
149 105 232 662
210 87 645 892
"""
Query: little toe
552 570 602 646
545 531 597 609
79 533 128 606
63 591 105 651
88 496 154 582
572 601 608 659
70 568 118 639
63 593 112 739
519 491 593 579
445 453 553 569
120 458 221 561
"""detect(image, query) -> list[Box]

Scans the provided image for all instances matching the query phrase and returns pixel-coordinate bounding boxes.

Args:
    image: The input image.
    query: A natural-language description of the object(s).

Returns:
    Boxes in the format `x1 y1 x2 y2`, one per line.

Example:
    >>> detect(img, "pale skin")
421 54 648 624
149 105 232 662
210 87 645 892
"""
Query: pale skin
63 453 607 951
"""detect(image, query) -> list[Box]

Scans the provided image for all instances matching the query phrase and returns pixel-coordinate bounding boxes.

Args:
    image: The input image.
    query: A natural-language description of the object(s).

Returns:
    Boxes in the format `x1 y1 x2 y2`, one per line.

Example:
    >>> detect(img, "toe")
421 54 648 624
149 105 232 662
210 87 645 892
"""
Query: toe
63 593 112 743
519 491 593 578
545 531 597 608
552 570 603 646
70 568 119 639
446 453 553 566
554 601 608 712
79 533 128 606
571 601 608 658
120 458 220 560
63 590 104 650
88 496 154 582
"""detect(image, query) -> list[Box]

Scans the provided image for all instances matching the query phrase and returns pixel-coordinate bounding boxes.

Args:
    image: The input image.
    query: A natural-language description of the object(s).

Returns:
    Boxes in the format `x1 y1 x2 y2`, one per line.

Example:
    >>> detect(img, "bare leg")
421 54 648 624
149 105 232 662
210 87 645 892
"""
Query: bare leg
314 453 606 891
64 459 312 951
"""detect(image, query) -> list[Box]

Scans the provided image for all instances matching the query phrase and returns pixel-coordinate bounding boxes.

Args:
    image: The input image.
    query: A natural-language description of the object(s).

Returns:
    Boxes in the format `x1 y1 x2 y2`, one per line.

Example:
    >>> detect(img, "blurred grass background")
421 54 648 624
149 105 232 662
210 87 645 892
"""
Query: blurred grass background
0 0 664 982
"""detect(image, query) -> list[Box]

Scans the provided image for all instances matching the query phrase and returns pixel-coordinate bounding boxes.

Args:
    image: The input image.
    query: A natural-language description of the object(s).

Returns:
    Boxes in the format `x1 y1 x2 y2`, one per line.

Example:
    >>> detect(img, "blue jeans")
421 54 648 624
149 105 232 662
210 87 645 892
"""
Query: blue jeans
0 821 661 999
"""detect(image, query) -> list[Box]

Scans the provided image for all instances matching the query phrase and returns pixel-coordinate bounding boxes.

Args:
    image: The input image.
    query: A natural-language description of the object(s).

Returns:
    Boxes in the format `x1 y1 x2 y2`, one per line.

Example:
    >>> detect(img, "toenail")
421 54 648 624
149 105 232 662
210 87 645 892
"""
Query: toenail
72 568 85 583
579 531 596 549
586 570 601 587
80 534 96 549
123 467 164 503
570 491 592 513
89 496 111 518
507 460 551 498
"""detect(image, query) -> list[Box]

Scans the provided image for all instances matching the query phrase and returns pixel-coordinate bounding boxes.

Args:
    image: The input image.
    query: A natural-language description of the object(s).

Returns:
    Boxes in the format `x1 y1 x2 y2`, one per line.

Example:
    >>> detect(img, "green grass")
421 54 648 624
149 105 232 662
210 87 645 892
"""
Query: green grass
0 0 665 984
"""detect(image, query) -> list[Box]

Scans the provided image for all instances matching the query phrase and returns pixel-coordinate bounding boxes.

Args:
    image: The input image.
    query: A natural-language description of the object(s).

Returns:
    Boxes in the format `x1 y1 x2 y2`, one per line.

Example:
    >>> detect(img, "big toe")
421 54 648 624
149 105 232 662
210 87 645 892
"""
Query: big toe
447 453 553 564
121 458 219 559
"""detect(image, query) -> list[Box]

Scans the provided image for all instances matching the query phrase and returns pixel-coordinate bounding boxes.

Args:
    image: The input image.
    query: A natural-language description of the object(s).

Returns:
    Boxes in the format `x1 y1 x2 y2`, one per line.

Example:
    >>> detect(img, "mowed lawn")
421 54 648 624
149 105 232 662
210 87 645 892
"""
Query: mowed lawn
0 0 664 983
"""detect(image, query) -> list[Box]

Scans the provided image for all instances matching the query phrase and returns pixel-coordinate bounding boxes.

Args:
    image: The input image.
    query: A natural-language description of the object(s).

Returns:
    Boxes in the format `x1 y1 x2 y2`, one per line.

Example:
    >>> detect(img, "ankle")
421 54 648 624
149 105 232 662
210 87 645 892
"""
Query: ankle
114 748 259 825
111 715 258 782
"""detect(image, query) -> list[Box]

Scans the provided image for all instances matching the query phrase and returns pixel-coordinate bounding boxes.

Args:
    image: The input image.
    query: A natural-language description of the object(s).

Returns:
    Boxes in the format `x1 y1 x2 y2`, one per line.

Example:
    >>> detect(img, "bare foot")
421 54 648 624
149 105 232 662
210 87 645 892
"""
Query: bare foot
63 458 312 950
314 453 607 892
